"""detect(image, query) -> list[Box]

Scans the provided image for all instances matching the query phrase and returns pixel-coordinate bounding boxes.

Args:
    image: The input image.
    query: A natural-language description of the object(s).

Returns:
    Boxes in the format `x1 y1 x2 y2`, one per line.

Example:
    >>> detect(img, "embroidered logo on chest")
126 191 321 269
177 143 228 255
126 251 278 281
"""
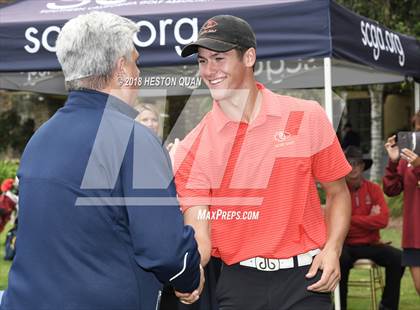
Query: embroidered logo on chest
274 130 294 147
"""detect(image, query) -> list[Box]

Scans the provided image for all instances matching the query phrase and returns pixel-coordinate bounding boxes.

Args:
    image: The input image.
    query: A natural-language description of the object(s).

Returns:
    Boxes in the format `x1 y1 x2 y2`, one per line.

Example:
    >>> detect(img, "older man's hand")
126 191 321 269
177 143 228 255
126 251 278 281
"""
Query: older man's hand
175 264 205 304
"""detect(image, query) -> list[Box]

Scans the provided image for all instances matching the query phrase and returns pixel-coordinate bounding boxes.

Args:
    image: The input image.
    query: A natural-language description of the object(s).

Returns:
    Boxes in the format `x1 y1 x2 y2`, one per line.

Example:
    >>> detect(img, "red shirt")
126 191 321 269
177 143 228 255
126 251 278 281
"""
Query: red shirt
174 83 351 265
345 179 389 245
0 193 16 232
383 159 420 249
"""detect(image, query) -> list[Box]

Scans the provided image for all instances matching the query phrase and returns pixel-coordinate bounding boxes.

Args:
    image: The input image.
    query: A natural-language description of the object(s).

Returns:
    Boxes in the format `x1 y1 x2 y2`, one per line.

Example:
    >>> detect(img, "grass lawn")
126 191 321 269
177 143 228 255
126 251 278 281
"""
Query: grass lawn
0 221 418 308
0 222 13 291
346 227 419 309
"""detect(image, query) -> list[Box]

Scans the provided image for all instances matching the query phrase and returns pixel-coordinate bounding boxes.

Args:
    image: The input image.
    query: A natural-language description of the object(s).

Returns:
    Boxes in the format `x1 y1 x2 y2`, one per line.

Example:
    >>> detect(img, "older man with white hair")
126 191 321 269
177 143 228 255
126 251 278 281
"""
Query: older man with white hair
0 11 203 310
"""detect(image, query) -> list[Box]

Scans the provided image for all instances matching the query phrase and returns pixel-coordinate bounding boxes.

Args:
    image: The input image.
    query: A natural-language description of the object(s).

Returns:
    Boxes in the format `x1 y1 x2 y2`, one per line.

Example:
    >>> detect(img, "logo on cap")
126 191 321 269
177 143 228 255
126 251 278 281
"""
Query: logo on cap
200 19 218 34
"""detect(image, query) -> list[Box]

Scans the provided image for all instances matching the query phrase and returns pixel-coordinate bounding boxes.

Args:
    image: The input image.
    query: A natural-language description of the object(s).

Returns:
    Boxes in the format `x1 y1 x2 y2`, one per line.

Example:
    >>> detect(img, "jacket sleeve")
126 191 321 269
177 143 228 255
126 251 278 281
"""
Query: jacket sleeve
413 166 420 182
122 125 200 293
382 159 404 197
351 183 389 230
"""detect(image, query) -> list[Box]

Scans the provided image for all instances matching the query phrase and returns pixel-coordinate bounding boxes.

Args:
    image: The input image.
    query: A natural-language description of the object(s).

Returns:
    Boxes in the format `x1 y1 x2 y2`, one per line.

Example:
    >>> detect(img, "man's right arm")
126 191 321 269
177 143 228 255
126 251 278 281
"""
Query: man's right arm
123 126 202 294
174 204 210 305
184 205 211 266
171 133 212 267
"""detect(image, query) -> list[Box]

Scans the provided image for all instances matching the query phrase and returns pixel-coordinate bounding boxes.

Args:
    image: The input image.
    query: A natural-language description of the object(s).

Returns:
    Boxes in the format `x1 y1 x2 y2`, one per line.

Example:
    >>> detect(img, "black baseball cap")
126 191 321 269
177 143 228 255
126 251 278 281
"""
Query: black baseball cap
181 15 256 57
344 146 373 171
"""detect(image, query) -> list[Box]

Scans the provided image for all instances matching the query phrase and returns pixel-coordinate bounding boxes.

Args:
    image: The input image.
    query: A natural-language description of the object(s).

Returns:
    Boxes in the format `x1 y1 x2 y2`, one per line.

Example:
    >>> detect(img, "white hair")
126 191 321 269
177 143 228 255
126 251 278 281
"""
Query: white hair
56 11 139 90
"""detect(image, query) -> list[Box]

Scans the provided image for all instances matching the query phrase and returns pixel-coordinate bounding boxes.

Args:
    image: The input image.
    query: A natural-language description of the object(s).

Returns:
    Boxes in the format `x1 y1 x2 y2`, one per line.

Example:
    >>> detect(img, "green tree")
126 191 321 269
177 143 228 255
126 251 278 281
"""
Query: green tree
336 1 420 181
336 0 420 39
0 109 35 156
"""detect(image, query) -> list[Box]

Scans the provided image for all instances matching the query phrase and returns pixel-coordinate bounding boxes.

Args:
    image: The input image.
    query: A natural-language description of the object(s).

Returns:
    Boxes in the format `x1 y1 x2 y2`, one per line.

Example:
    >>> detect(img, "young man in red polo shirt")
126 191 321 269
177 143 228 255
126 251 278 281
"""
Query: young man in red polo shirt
174 15 351 309
340 146 404 310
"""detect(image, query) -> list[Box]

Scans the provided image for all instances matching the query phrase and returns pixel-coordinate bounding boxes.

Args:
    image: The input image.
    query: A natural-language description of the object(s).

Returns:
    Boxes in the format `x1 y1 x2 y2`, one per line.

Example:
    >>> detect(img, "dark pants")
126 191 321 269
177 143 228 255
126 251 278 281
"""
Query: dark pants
216 263 332 310
339 244 405 310
160 257 221 310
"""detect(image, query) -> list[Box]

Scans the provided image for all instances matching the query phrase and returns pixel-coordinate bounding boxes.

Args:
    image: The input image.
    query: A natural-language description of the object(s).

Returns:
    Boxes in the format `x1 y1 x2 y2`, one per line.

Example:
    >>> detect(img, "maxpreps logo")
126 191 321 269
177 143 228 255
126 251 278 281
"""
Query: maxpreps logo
360 20 405 67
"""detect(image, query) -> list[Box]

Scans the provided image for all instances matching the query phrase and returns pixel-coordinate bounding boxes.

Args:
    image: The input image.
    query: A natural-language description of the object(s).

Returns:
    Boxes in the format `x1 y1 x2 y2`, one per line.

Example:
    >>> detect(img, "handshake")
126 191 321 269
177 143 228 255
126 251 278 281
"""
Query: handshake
175 264 205 304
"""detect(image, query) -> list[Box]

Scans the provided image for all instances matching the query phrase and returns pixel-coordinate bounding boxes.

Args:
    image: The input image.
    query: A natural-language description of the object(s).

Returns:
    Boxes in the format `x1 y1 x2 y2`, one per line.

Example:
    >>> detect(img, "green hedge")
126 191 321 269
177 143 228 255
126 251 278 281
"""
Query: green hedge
385 193 403 218
0 160 19 185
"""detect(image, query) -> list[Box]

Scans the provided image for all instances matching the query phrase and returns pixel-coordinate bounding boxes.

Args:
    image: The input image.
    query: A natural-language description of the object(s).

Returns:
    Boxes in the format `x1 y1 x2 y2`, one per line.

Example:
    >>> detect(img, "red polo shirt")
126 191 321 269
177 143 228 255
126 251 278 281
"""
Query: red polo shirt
174 83 351 265
345 179 389 245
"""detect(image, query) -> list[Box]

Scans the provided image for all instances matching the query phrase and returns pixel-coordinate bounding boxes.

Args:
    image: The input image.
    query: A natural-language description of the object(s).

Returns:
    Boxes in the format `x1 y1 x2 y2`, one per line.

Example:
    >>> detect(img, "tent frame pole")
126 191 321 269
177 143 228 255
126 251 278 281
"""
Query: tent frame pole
324 57 341 310
415 82 420 113
324 57 333 123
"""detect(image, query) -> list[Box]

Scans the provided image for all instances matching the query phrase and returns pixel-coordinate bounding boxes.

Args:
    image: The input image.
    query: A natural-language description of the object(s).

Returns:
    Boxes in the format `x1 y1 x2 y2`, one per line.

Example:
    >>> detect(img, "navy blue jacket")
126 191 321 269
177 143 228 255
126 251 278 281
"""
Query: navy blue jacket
0 90 200 310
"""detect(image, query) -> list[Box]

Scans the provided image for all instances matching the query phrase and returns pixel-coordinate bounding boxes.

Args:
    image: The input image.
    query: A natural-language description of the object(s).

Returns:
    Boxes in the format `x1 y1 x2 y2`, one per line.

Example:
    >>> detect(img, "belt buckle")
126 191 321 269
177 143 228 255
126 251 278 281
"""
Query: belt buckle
297 253 313 266
255 257 280 271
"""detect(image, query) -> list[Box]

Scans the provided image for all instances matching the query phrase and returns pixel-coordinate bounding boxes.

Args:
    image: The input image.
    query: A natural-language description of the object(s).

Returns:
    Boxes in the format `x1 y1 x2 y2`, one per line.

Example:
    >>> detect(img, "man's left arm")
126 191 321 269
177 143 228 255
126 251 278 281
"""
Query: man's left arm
307 177 351 292
305 102 351 292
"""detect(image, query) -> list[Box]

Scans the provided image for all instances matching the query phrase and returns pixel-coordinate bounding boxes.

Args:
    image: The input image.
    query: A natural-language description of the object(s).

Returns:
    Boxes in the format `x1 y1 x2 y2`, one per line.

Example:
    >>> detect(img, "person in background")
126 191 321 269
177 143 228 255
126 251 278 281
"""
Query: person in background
383 110 420 295
135 103 160 135
0 178 19 262
341 122 361 150
340 146 404 310
0 11 203 310
0 178 18 233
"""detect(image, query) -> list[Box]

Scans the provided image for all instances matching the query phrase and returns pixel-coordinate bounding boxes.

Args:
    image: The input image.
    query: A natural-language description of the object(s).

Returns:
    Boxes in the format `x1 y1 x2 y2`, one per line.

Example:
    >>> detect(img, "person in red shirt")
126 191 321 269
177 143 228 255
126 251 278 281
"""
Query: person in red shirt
339 146 404 310
0 178 18 232
383 110 420 295
174 15 352 309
